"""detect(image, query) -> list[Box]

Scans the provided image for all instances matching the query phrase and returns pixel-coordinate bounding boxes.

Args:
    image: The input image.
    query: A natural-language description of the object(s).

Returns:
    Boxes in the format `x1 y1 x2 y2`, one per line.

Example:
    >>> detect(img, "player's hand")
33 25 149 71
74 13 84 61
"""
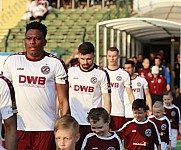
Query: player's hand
147 110 152 116
166 84 170 91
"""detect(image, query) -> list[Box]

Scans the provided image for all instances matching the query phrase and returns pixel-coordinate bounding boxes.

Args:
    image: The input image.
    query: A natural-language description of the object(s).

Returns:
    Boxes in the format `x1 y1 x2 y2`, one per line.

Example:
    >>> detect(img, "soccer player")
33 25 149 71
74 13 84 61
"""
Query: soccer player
118 99 161 150
54 115 80 150
149 101 171 150
3 21 69 150
124 60 152 122
163 91 181 150
81 107 122 150
104 47 134 130
68 42 111 149
0 75 17 150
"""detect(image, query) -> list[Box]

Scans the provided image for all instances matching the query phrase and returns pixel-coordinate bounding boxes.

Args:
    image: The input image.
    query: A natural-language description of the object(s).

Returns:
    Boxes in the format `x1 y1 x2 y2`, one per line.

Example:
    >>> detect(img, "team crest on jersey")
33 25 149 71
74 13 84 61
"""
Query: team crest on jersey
41 65 50 74
145 129 152 137
171 111 176 117
107 147 115 150
90 77 97 84
161 124 167 130
116 76 122 81
158 79 161 83
137 82 141 87
148 72 152 77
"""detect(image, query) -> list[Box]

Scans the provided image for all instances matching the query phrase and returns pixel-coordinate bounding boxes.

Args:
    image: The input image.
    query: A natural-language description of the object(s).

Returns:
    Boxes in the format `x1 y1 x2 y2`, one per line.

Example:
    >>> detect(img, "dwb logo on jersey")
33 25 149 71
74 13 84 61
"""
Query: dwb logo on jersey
74 85 94 92
19 75 46 87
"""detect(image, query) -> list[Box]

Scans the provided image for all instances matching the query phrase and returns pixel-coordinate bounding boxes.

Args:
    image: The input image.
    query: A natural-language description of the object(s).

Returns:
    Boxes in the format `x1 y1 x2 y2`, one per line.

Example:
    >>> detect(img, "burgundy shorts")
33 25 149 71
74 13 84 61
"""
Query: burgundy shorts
75 125 92 150
110 116 125 131
18 130 56 150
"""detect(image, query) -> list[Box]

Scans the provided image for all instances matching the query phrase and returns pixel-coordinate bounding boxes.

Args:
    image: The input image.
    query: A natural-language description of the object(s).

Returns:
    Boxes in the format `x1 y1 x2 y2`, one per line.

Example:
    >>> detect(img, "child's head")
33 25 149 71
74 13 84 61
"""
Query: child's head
54 115 80 150
132 99 148 122
163 91 173 106
151 65 159 75
87 107 110 137
153 101 164 119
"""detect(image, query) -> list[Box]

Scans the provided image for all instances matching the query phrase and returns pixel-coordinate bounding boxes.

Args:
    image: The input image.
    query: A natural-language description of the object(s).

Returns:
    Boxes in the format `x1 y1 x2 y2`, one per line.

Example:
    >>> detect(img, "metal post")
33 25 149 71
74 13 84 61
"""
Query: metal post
122 32 127 65
171 39 175 90
117 30 121 66
103 27 107 67
57 0 60 9
110 29 114 47
96 24 100 65
87 0 89 8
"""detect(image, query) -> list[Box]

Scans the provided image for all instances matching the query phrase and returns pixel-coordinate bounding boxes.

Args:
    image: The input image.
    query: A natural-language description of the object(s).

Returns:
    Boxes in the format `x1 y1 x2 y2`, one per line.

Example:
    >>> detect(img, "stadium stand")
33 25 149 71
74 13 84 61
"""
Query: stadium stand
0 2 128 62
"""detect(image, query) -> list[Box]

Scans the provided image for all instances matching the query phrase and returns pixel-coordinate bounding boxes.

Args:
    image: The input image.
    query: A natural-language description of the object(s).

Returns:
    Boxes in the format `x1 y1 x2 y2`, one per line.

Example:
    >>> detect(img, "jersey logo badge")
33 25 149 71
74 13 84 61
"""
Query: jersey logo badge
171 111 176 117
148 72 152 77
145 129 152 137
41 65 50 75
158 79 161 83
116 76 122 81
90 77 97 84
161 124 167 130
137 82 141 86
107 147 115 150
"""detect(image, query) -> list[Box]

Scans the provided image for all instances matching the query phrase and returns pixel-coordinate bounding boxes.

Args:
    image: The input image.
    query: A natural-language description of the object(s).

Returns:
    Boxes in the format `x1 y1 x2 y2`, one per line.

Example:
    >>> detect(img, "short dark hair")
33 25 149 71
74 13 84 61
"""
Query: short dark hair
132 99 149 112
26 21 47 38
163 91 173 98
87 107 110 123
78 42 95 54
107 47 119 53
124 60 135 68
155 56 161 60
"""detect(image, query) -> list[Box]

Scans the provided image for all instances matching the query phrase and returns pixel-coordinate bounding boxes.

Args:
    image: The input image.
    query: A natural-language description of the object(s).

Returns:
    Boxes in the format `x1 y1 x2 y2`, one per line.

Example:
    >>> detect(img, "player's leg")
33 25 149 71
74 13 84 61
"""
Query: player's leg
171 129 178 150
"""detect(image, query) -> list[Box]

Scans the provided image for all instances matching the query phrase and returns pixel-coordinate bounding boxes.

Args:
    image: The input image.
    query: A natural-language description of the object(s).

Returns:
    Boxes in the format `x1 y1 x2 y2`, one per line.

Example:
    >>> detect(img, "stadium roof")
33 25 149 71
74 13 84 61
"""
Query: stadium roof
96 17 181 43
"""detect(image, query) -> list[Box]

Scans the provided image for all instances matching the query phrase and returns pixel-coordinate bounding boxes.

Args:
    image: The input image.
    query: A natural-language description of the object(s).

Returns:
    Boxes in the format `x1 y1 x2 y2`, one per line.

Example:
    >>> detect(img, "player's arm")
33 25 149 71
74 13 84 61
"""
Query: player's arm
102 93 111 114
144 88 152 115
125 87 135 104
4 114 17 150
156 144 161 150
56 83 70 116
168 140 171 150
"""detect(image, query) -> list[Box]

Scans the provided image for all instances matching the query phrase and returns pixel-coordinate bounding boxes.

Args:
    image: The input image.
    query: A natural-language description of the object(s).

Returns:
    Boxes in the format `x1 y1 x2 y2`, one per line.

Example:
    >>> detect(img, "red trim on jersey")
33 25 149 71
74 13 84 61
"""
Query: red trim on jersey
18 51 68 81
0 75 17 111
78 64 111 93
106 66 120 71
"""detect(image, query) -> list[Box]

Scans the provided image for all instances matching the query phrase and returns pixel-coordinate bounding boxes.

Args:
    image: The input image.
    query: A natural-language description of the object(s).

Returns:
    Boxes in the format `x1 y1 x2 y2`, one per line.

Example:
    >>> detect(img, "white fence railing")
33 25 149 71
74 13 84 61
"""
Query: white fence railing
133 0 181 15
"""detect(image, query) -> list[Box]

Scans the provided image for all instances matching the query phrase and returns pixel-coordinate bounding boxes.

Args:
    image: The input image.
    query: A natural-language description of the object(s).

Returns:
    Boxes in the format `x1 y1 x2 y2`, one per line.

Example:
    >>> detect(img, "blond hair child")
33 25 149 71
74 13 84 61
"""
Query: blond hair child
54 115 80 150
149 101 171 150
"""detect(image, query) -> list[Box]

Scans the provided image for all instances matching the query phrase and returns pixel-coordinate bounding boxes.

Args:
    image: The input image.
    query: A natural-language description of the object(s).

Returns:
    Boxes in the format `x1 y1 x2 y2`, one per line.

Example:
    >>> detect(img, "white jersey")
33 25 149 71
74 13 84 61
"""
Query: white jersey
0 76 17 145
3 52 68 131
104 67 130 116
68 64 111 125
124 75 148 118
